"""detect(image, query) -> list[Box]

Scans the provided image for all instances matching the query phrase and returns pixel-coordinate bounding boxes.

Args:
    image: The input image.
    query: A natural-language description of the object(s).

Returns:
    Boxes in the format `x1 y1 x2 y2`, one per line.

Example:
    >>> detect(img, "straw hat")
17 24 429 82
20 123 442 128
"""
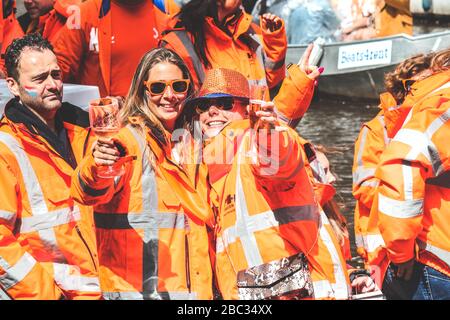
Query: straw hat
185 68 249 107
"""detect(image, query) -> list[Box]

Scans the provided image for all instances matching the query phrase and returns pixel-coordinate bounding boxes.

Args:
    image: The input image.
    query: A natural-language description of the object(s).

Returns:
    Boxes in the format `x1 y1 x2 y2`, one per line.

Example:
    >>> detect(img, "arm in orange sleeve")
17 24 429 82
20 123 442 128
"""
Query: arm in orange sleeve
375 121 433 264
254 126 304 180
273 64 315 128
254 127 320 254
260 18 287 89
352 117 386 210
0 159 63 300
71 153 125 206
52 22 86 83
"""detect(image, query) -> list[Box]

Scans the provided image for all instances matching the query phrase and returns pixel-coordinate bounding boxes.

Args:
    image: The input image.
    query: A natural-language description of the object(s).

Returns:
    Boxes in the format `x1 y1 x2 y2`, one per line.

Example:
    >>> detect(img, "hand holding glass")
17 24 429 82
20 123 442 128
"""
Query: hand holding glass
89 97 124 178
249 83 269 130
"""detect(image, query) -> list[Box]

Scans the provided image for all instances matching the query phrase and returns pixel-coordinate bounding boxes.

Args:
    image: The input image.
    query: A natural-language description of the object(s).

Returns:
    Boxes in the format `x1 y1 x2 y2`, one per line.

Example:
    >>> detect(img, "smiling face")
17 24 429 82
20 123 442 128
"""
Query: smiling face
199 98 247 138
8 48 63 120
145 62 189 131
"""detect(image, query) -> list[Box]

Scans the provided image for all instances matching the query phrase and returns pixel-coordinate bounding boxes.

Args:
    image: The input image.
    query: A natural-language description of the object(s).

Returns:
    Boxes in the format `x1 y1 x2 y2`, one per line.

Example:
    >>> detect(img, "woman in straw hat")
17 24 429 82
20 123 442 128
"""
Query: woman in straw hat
182 67 351 300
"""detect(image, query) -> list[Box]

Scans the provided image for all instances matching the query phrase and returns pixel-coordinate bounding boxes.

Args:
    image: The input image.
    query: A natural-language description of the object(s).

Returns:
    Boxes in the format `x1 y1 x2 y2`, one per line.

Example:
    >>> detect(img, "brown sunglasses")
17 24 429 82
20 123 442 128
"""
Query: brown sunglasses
143 79 190 95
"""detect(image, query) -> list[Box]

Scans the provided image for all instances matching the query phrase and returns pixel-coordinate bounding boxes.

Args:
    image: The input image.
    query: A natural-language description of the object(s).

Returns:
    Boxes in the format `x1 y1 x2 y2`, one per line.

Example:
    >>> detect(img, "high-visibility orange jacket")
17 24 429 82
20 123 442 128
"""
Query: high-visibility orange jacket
38 0 85 43
375 0 412 37
161 10 286 91
0 100 100 300
160 13 314 125
52 0 177 97
71 123 214 299
352 95 392 262
376 70 450 278
297 138 351 261
0 0 24 73
204 120 350 300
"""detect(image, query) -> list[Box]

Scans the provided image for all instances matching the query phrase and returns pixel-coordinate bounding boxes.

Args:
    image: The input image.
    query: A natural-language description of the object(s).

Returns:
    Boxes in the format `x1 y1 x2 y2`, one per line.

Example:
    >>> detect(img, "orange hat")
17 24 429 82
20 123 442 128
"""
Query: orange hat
185 68 249 107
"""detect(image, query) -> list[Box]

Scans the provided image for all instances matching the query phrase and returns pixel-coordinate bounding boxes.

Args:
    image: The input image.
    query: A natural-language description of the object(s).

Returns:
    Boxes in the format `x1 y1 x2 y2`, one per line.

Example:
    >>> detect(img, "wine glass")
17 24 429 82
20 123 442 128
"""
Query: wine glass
247 82 269 162
89 97 124 178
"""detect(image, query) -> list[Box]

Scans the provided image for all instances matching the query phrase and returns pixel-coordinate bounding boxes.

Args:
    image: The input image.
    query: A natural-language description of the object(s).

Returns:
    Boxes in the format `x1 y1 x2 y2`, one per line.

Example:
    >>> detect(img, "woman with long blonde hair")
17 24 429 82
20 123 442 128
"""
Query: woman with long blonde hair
71 47 214 300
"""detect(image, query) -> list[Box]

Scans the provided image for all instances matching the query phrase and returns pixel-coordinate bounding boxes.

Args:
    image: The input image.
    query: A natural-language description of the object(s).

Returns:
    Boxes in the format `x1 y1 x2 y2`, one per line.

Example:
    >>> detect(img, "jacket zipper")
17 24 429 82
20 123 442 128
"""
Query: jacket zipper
75 224 98 273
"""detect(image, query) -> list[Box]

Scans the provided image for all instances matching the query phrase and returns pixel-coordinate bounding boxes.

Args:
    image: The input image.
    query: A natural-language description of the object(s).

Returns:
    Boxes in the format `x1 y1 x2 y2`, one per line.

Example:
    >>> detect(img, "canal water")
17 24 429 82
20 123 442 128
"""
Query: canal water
297 97 380 258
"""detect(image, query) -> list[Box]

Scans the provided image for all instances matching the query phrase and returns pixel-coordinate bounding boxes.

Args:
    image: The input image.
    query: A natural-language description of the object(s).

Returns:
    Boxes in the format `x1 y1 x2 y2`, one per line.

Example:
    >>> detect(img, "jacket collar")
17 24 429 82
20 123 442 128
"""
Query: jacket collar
3 98 79 168
204 10 252 41
402 70 450 109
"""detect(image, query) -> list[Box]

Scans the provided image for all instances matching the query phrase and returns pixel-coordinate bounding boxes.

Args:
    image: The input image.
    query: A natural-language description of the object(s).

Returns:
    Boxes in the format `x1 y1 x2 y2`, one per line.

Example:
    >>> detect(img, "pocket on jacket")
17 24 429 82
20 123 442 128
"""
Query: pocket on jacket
236 253 314 300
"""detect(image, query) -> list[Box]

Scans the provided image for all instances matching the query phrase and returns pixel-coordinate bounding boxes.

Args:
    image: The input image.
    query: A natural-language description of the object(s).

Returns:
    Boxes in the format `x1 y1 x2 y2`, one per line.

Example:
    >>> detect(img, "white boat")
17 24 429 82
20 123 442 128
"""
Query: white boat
286 30 450 100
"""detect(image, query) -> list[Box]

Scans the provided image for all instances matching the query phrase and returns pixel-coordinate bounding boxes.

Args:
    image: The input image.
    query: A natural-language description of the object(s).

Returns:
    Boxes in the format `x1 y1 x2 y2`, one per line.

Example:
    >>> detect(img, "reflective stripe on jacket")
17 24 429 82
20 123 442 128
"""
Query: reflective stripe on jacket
161 11 286 90
71 124 214 299
205 120 349 299
352 108 389 259
376 71 450 278
0 102 100 300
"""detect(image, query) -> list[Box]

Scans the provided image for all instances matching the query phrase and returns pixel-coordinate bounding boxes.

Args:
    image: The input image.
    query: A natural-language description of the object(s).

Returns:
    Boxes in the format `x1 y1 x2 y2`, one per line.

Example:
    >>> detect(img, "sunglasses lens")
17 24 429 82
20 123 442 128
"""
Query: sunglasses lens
150 82 166 94
172 80 188 93
219 98 233 110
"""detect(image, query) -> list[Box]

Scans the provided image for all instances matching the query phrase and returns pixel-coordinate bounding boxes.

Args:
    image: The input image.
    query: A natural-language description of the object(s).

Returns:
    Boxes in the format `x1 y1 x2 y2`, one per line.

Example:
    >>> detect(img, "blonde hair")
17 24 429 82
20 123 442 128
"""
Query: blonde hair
120 47 195 146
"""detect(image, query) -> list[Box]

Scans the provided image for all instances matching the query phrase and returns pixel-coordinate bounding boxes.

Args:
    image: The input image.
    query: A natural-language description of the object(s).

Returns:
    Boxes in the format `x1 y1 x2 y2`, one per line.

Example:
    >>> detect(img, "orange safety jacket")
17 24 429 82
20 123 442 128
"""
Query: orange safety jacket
300 140 352 262
161 10 286 91
0 0 24 73
40 0 85 43
160 12 314 125
0 100 100 300
204 120 350 300
375 0 412 37
352 105 391 285
52 0 176 97
376 70 450 278
71 123 214 299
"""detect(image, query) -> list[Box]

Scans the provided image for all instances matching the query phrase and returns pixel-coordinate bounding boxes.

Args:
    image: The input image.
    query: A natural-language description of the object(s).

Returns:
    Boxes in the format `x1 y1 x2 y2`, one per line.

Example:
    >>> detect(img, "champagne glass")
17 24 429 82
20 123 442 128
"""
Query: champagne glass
249 83 269 131
247 83 269 162
89 97 124 178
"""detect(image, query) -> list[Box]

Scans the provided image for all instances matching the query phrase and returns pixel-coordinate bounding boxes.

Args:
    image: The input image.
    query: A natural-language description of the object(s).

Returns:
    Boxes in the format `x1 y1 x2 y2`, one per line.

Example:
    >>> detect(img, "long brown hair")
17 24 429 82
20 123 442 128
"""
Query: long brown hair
384 53 433 105
431 48 450 73
120 47 195 146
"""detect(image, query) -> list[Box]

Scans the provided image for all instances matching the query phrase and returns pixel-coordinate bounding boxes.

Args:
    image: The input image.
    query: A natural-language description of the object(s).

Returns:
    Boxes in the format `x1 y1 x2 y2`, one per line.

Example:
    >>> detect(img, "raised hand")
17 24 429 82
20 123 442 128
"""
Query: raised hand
298 44 325 82
261 13 283 32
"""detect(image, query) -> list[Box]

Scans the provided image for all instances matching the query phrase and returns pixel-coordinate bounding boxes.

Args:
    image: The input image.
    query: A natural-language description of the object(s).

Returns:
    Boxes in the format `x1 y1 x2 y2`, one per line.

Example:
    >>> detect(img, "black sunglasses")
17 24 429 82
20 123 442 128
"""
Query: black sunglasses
195 97 248 114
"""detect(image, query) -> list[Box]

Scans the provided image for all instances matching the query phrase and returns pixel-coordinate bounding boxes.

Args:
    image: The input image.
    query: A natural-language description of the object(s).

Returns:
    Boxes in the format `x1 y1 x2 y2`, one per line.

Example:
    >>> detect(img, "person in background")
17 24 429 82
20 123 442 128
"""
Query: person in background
53 0 178 98
161 0 323 127
1 0 24 74
0 33 100 300
375 48 449 300
374 0 412 37
352 52 435 292
314 145 351 262
340 0 412 40
71 47 214 300
20 0 87 43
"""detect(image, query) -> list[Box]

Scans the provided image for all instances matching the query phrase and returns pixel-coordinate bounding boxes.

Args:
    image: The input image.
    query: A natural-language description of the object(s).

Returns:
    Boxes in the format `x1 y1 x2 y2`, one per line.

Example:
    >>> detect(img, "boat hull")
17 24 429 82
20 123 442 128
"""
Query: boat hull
286 31 450 100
